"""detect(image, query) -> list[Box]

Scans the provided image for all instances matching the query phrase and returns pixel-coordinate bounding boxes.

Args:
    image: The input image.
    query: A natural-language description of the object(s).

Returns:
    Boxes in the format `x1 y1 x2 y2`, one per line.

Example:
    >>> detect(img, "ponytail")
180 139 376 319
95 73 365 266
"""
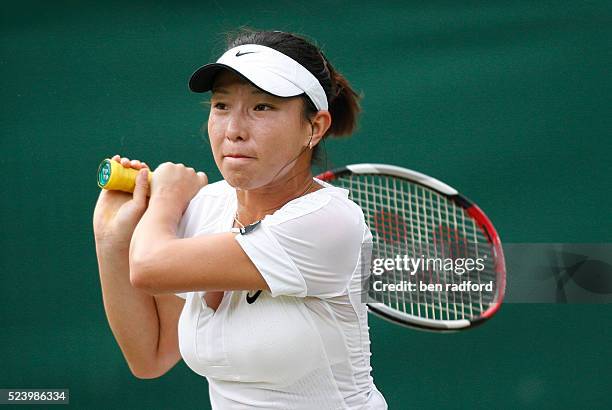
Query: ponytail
325 61 361 137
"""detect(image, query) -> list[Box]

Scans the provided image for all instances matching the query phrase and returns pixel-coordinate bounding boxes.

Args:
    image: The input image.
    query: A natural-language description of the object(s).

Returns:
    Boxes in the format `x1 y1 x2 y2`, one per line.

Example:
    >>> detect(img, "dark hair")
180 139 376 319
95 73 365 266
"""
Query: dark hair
225 29 362 162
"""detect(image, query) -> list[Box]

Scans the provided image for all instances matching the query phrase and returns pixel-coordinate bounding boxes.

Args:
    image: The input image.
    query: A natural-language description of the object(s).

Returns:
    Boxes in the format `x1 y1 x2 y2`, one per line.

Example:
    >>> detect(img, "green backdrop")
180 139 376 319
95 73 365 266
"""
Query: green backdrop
2 1 611 409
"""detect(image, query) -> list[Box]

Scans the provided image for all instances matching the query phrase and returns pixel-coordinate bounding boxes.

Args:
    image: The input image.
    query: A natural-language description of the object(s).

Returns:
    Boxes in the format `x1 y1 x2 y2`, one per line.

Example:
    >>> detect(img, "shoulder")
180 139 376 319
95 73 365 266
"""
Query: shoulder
268 182 364 225
234 184 369 298
262 184 367 245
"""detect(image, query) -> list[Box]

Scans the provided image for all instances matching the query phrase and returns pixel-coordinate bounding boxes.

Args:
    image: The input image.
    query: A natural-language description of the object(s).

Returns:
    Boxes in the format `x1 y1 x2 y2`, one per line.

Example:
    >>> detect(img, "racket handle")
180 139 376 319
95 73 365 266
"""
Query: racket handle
97 158 153 194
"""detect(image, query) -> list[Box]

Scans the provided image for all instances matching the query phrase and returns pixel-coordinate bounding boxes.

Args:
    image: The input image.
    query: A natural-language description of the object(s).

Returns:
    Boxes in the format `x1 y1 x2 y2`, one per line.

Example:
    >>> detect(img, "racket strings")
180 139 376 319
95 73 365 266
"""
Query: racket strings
336 173 497 322
351 182 485 241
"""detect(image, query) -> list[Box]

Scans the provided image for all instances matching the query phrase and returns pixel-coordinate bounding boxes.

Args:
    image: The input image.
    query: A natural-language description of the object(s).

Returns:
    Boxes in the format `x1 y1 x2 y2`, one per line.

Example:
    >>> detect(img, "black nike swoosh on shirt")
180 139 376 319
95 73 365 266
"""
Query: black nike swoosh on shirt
246 290 262 304
236 50 256 57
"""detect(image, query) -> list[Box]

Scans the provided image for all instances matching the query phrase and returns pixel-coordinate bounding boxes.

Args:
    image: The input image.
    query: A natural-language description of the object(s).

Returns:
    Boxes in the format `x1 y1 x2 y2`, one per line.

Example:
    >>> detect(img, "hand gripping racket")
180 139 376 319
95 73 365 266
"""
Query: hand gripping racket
317 164 506 331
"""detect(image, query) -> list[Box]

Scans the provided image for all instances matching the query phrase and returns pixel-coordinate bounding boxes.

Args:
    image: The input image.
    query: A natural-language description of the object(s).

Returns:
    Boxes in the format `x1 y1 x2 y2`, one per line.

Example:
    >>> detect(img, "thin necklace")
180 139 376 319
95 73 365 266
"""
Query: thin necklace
234 178 316 228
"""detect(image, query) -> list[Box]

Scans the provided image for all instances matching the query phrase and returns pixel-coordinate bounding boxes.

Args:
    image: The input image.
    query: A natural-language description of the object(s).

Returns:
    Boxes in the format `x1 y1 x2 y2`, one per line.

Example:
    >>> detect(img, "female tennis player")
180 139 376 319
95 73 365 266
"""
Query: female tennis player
94 29 387 409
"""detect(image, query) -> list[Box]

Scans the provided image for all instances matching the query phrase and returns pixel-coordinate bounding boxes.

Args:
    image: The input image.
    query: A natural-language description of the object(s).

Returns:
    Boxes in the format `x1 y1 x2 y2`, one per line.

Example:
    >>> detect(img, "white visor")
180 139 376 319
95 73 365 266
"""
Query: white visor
188 44 328 111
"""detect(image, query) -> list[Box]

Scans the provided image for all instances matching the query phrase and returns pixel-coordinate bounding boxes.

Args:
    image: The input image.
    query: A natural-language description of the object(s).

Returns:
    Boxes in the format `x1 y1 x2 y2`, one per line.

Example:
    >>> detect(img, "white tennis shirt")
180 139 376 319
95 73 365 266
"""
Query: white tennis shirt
174 179 387 410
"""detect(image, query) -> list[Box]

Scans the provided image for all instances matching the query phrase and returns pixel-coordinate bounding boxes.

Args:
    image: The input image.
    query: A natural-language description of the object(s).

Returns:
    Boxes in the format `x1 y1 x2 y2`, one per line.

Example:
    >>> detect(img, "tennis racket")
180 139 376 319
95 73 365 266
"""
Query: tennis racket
316 164 505 332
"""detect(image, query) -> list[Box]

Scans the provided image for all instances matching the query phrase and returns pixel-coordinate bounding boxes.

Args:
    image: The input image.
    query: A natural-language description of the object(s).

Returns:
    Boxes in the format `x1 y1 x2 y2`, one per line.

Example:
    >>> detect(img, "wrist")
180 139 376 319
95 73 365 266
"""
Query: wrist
94 233 132 252
148 196 185 225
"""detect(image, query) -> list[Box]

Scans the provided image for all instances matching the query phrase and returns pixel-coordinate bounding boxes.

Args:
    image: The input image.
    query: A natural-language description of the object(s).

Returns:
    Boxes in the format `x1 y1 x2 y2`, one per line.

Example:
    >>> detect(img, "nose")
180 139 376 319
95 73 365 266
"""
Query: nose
225 111 247 142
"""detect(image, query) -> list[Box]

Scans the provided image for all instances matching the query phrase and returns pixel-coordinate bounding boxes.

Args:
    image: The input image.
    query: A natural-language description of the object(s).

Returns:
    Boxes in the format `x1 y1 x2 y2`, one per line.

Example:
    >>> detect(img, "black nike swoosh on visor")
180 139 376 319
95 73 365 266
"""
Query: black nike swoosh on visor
236 51 256 57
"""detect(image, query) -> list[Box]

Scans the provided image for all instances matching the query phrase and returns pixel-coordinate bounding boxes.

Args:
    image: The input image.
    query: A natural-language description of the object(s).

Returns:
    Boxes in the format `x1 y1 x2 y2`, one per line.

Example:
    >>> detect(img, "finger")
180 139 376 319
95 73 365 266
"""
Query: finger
130 159 141 168
120 157 131 167
197 171 208 186
132 168 149 206
112 154 120 161
141 162 149 169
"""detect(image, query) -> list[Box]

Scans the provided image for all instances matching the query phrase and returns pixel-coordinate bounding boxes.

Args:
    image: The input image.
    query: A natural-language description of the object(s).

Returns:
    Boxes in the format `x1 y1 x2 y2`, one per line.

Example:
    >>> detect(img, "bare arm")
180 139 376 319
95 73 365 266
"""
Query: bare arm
129 195 269 295
152 293 184 373
97 239 184 378
130 232 269 294
94 155 184 379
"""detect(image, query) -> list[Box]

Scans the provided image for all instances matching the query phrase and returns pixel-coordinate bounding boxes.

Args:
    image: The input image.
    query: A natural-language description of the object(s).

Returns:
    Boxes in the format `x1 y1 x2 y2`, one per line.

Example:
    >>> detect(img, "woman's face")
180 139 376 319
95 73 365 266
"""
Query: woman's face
207 70 312 190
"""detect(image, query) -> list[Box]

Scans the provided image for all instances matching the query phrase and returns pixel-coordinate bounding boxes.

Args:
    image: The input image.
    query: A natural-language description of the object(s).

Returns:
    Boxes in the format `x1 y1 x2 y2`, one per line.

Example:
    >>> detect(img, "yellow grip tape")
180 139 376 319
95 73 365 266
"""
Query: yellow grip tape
97 159 153 194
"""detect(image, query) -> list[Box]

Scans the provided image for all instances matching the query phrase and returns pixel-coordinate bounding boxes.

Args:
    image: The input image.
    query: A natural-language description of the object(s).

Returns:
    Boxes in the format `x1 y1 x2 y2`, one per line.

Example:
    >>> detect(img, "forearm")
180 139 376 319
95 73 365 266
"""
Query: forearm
96 240 161 378
129 196 184 285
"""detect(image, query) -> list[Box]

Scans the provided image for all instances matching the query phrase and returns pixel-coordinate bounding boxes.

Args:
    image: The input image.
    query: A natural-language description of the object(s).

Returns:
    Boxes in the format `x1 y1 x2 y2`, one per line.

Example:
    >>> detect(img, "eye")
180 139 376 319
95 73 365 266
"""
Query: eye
213 102 228 110
254 103 273 111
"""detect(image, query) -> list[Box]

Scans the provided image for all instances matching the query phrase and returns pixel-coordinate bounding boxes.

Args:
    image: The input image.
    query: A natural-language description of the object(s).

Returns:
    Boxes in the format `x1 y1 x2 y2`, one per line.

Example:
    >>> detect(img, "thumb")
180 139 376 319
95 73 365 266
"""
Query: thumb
132 168 149 206
197 171 208 187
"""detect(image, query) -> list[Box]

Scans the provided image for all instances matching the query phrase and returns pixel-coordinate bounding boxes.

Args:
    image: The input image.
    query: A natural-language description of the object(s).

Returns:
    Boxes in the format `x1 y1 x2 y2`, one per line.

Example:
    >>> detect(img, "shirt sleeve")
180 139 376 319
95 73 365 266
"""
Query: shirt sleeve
235 193 365 298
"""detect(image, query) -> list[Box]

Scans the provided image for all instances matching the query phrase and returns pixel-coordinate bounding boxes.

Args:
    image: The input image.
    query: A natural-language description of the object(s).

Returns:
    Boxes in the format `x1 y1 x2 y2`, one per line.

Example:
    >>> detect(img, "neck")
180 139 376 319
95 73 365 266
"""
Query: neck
235 166 320 226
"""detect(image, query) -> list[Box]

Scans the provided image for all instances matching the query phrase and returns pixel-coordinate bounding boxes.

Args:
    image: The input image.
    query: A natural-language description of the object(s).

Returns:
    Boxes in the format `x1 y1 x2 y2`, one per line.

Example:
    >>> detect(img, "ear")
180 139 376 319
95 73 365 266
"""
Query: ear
307 110 332 148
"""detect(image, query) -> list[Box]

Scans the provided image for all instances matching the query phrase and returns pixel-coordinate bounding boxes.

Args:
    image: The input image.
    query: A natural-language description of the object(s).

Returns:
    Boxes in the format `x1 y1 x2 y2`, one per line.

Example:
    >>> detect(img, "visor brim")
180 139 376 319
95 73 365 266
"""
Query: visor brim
188 63 304 99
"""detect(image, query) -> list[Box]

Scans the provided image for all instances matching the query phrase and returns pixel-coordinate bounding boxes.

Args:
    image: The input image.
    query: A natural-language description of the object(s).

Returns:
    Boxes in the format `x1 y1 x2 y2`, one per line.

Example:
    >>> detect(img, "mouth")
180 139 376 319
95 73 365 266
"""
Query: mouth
224 154 255 159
